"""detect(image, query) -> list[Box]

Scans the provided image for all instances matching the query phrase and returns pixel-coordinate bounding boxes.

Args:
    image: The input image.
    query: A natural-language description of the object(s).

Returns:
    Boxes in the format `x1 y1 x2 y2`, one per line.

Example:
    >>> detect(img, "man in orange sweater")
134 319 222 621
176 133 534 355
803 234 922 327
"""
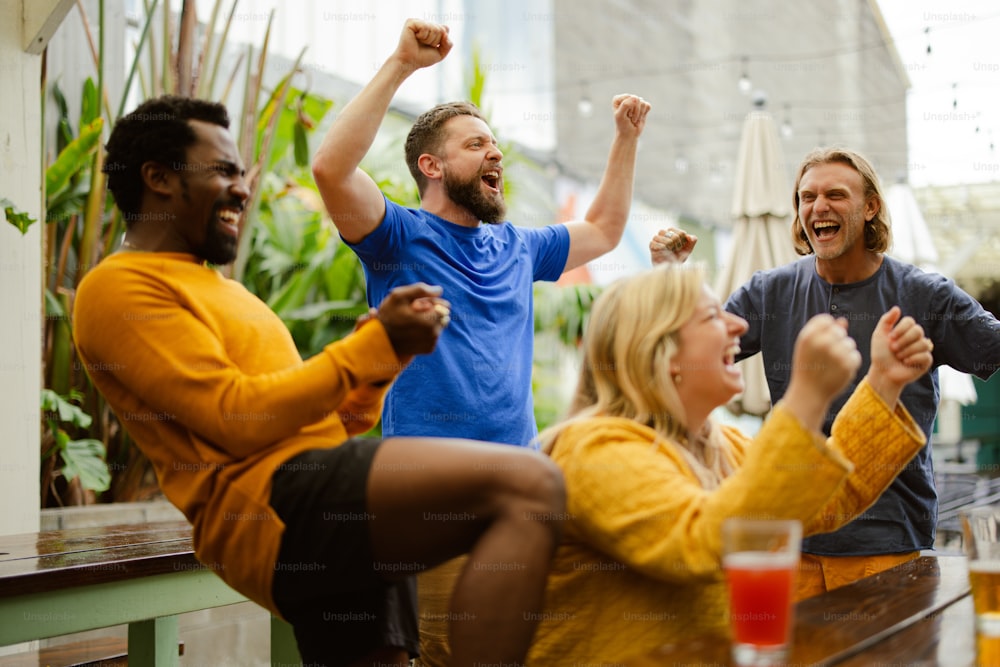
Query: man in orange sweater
72 95 565 667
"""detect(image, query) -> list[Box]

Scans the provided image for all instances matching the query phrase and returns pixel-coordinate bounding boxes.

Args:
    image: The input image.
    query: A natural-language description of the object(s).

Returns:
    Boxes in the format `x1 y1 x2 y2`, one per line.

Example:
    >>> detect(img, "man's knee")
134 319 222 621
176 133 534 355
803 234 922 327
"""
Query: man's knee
496 450 566 526
526 453 566 513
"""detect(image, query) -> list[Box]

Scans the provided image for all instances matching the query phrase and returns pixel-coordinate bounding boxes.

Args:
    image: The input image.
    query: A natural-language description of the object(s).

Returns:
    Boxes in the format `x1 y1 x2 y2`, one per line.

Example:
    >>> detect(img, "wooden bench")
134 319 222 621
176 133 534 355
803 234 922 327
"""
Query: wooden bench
0 634 174 667
0 521 300 666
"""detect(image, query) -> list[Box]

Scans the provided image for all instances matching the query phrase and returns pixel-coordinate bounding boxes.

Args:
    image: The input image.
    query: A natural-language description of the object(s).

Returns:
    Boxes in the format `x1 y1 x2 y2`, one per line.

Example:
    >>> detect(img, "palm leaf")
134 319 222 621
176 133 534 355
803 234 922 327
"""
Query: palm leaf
2 198 36 234
45 117 103 199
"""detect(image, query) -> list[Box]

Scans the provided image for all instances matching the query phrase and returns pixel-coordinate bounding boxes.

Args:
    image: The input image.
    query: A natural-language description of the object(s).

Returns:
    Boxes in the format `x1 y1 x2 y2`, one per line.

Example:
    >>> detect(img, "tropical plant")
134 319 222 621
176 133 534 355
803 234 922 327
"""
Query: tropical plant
34 4 595 504
532 281 604 430
40 0 319 505
237 88 373 357
2 199 37 234
40 389 111 506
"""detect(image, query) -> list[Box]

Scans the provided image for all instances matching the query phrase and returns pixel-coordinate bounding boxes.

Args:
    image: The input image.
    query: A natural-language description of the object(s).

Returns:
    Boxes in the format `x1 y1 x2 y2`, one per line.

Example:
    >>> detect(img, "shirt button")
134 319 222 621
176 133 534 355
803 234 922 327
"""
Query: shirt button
831 304 839 311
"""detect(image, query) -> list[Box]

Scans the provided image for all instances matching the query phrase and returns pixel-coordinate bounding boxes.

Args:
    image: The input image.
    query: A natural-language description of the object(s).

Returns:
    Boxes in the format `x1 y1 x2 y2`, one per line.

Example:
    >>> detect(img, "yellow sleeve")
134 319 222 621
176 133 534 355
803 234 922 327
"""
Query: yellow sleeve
803 379 927 534
551 410 851 584
335 384 389 436
73 260 401 457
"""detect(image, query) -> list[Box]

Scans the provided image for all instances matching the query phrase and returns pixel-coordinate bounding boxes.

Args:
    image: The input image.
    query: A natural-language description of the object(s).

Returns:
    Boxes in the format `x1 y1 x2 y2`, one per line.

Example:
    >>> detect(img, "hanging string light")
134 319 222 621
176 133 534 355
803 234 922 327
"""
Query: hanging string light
577 83 593 118
737 57 752 95
781 103 793 139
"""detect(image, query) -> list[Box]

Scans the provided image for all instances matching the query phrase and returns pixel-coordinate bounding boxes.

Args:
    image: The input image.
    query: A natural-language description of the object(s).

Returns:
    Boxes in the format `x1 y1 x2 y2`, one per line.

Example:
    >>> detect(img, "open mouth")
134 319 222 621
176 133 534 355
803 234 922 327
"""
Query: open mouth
813 221 840 240
724 343 740 369
217 208 242 236
481 170 501 193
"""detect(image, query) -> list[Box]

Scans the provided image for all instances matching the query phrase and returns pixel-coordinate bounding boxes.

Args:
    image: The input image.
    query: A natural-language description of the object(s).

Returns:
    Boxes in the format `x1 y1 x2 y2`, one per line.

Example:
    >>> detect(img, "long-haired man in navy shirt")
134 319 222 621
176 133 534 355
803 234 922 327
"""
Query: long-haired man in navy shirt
652 147 1000 597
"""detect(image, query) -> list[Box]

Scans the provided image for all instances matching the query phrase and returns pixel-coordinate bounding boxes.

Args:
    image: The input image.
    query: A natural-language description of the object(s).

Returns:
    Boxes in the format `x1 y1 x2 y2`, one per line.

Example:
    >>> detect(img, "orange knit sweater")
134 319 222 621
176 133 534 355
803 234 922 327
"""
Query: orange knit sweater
73 252 402 614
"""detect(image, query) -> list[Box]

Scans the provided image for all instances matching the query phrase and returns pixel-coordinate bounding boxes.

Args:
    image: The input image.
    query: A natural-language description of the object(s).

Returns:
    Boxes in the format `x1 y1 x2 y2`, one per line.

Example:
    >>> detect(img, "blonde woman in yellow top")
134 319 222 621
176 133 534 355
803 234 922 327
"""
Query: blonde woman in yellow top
524 261 933 665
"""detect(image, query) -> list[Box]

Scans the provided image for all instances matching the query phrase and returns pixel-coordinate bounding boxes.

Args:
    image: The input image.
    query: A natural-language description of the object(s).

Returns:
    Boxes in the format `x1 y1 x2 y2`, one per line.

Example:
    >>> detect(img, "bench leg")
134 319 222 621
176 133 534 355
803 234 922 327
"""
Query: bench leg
271 615 301 666
128 615 179 667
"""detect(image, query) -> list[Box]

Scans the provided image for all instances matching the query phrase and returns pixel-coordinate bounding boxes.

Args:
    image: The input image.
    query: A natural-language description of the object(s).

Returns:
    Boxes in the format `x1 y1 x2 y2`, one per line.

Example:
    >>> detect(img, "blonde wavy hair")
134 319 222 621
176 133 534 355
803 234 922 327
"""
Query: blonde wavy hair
540 262 734 488
791 147 892 256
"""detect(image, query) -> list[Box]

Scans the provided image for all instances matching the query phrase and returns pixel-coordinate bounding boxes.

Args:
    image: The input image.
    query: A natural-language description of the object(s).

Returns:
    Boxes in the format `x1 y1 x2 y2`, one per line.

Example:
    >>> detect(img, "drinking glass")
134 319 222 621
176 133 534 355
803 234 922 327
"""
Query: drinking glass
961 505 1000 667
722 518 802 666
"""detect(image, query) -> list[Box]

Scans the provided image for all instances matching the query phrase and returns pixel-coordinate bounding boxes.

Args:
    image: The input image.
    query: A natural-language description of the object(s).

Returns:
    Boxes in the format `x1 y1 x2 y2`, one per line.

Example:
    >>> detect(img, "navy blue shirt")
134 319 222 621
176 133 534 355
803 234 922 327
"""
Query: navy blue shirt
726 255 1000 555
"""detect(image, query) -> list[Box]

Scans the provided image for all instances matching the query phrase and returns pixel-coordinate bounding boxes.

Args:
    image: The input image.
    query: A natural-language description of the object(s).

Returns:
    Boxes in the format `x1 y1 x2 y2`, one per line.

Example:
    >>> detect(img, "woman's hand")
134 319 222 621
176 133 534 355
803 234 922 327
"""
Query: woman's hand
780 314 861 433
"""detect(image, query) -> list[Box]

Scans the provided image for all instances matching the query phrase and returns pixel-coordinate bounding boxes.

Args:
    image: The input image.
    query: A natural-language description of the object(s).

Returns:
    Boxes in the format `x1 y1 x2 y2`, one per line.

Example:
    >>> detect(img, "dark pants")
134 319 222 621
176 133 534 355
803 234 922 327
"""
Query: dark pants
270 439 419 666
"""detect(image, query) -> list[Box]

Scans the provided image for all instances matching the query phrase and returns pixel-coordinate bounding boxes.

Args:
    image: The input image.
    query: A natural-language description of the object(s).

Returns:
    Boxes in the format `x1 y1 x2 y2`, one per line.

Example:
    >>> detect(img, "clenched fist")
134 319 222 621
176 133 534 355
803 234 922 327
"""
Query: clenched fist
376 283 451 359
612 94 651 138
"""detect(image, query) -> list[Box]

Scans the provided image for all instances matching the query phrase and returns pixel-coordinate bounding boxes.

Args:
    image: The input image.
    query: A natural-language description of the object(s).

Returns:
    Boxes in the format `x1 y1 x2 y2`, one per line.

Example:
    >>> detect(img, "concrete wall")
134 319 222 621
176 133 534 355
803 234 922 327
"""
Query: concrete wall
553 0 909 231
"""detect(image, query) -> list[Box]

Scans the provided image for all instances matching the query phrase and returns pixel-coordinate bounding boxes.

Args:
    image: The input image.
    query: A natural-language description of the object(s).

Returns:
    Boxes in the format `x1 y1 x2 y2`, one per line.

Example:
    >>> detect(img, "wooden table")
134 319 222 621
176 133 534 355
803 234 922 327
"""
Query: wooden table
626 554 977 666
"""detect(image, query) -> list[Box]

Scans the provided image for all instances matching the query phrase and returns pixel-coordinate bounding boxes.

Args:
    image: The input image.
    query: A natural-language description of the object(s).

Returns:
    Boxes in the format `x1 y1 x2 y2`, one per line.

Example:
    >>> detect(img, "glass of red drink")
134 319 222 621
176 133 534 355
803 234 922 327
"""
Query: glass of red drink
722 518 802 666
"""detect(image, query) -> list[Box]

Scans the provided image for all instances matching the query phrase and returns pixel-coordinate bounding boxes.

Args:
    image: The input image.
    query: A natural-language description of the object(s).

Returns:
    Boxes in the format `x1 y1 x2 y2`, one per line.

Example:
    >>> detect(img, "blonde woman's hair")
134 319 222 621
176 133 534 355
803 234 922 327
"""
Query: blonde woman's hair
540 262 733 488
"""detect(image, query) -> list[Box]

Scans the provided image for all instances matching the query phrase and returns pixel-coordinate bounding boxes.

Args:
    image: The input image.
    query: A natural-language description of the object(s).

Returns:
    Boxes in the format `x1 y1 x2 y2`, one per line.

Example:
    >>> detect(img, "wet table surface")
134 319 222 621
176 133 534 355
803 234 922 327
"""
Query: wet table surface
625 554 976 666
0 520 198 597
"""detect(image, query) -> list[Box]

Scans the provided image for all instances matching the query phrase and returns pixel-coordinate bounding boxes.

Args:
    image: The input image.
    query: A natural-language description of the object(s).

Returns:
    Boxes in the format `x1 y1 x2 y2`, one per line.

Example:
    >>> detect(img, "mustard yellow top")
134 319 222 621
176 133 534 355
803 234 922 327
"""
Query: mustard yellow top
72 252 402 615
527 381 925 665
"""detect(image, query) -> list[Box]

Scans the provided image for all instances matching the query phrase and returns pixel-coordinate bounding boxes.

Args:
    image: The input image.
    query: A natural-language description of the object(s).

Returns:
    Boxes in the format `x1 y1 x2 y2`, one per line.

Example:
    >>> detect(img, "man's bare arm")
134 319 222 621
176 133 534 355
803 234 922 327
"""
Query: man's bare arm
311 19 453 244
563 94 651 271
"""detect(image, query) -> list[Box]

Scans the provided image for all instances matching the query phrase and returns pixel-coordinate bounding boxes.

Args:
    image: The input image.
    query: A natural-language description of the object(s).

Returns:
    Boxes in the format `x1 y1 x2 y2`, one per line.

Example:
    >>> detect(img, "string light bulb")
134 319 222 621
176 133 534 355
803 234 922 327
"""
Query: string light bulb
781 103 793 139
738 57 752 95
578 85 593 118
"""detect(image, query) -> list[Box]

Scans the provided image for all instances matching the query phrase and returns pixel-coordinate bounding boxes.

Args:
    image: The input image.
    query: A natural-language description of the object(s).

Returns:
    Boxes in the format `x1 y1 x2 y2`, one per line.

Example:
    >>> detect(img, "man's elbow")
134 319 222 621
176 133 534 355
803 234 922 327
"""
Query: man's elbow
311 152 335 190
595 224 625 255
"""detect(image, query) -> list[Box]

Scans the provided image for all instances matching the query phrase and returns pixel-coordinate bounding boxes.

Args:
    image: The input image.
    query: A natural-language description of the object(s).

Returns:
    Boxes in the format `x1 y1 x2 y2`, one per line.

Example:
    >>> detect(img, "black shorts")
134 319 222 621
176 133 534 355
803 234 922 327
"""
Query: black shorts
269 438 419 666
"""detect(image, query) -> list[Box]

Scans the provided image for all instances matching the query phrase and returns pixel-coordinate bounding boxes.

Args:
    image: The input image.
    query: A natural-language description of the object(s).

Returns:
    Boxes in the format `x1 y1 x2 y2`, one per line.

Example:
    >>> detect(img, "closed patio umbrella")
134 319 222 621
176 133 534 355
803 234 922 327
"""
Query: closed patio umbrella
885 180 977 431
885 180 941 273
715 98 798 416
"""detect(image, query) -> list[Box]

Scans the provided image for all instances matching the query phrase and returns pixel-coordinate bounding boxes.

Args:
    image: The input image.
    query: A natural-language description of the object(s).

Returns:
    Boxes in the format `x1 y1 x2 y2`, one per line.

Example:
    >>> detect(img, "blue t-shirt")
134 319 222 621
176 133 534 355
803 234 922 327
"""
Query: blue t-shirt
726 255 1000 556
346 198 570 446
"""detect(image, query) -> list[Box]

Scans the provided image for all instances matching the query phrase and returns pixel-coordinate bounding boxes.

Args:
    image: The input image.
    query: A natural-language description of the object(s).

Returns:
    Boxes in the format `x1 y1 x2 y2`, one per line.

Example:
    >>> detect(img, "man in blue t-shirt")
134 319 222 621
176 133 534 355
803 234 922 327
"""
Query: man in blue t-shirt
651 147 1000 597
313 18 650 446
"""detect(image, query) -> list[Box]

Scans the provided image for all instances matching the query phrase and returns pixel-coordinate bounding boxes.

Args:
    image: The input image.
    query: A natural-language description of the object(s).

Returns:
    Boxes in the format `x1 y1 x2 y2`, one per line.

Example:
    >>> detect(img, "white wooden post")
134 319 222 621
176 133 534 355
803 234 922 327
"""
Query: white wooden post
0 0 74 537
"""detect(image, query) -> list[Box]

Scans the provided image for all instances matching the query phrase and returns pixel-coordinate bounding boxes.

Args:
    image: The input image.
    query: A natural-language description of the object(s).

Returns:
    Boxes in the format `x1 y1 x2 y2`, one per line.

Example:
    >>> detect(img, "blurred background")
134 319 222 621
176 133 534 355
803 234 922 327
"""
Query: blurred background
10 1 996 661
40 0 1000 485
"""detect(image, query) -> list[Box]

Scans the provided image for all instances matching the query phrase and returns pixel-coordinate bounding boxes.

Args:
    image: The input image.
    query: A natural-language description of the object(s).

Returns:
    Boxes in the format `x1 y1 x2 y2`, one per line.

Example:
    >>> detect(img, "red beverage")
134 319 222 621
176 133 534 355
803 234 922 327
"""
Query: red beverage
723 551 797 648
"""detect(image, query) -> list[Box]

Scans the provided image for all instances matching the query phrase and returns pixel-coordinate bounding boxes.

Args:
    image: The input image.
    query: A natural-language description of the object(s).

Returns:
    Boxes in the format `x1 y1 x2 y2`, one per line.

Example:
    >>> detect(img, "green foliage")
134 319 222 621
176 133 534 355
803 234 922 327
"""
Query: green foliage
40 389 111 500
46 116 103 199
267 90 332 172
532 283 603 431
534 282 603 347
36 2 592 504
40 0 328 506
2 198 36 234
242 171 369 357
466 46 489 113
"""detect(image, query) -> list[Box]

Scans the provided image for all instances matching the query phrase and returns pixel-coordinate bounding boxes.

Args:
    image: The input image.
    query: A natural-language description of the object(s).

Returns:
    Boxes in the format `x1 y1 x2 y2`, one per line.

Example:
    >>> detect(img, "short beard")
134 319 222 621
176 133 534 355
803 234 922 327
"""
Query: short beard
443 168 506 224
198 214 238 266
179 180 239 265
